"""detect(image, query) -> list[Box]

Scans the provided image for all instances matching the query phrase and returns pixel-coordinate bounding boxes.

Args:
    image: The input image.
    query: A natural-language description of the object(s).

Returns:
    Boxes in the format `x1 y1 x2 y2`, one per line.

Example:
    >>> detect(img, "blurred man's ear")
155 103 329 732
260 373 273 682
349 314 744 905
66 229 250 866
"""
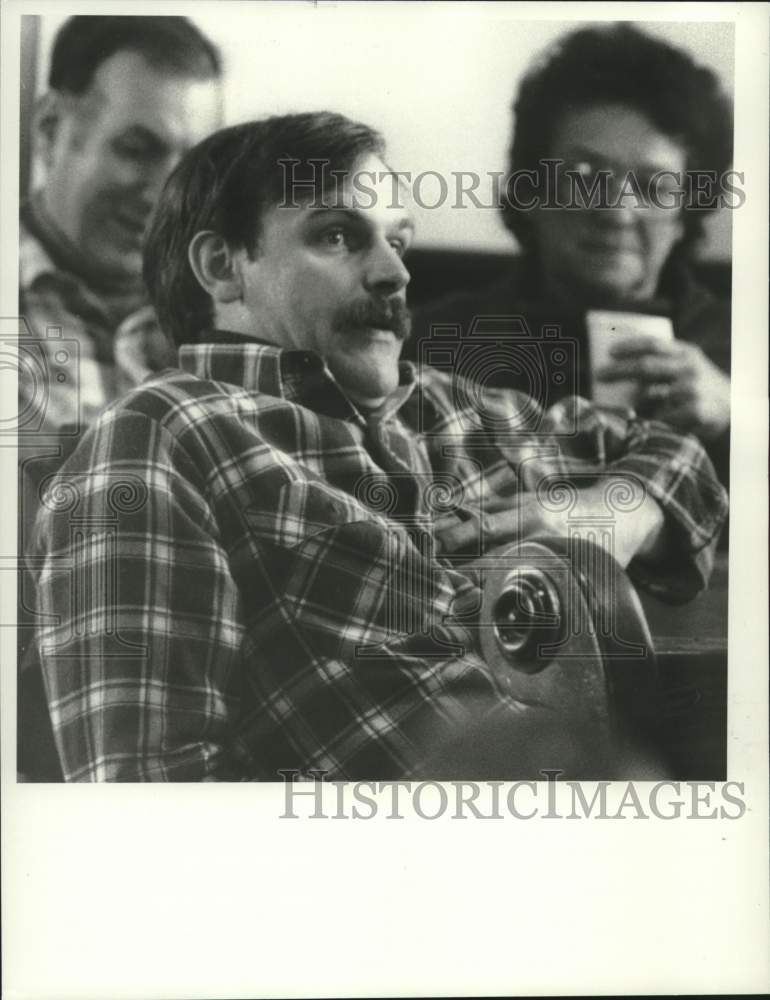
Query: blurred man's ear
188 231 243 304
33 92 66 170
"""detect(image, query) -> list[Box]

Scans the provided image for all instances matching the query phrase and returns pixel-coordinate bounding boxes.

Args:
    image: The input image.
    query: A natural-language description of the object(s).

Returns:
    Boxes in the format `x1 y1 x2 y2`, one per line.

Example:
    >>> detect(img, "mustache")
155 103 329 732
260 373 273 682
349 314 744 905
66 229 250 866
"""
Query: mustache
334 298 412 341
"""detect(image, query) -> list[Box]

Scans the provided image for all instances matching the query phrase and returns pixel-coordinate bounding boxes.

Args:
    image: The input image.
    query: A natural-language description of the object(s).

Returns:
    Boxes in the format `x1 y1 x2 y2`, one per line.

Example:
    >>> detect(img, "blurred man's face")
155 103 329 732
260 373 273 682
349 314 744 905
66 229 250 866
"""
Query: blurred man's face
236 153 414 407
530 103 687 305
41 50 222 281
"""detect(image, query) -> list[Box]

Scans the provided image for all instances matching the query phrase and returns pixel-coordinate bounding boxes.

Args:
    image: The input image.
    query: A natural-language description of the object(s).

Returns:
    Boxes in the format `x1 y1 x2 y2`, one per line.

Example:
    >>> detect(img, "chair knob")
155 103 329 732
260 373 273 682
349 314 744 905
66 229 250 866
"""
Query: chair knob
492 566 561 671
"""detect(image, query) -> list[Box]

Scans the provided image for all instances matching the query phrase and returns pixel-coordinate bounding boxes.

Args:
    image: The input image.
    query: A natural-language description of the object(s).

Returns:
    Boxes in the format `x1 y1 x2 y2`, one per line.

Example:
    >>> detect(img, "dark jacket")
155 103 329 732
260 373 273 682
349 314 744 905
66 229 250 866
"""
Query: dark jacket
406 255 731 486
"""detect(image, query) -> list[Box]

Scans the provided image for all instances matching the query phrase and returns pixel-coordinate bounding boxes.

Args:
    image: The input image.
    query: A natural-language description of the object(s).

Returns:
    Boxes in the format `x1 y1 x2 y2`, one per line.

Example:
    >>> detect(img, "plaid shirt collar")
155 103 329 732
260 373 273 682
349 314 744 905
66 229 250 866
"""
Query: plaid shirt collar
178 336 419 425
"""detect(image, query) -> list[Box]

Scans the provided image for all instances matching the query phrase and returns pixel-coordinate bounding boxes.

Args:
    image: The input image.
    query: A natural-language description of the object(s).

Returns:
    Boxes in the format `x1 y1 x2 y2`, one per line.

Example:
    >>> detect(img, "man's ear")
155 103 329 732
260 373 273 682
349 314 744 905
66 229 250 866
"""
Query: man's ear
188 231 243 304
33 91 72 170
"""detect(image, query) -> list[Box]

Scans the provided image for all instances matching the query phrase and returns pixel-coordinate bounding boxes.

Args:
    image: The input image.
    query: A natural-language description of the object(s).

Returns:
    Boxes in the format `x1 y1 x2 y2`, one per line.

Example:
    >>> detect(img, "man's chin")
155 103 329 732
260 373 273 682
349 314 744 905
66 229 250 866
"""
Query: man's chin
328 348 401 406
87 243 144 283
571 267 650 305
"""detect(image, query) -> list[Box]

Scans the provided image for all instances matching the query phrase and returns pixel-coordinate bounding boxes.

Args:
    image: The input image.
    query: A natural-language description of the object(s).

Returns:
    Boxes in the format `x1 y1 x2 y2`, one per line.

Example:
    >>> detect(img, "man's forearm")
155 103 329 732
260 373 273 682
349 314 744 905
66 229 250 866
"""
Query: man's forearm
569 481 666 568
434 478 666 570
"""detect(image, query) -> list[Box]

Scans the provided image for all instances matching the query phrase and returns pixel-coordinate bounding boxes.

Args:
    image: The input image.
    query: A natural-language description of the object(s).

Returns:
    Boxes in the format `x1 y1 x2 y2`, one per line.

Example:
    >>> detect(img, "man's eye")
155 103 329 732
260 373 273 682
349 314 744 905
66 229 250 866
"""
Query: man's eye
113 137 159 162
572 160 597 177
320 228 348 248
319 226 363 251
389 239 406 257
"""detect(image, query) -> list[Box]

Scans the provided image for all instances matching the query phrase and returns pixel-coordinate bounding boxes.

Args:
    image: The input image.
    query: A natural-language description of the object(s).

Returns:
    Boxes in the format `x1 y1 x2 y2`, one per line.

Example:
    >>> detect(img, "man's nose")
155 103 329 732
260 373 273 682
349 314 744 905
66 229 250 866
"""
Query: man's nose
134 152 185 202
589 190 639 228
363 239 411 296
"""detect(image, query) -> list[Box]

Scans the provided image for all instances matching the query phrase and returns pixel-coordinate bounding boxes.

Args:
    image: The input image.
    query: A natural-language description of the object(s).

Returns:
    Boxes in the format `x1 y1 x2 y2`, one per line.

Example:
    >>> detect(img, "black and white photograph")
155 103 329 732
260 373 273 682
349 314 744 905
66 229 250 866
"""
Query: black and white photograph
2 1 768 997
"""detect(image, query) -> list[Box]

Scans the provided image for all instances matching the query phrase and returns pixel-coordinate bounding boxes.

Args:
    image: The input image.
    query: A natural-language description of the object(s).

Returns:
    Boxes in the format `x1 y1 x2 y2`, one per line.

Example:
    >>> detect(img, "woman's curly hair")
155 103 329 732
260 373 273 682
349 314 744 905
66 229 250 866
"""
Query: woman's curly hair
501 24 734 255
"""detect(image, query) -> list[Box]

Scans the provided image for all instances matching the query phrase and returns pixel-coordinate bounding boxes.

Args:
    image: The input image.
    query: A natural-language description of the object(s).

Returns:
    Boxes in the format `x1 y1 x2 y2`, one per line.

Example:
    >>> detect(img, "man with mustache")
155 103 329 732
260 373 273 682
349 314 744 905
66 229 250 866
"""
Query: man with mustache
30 113 727 781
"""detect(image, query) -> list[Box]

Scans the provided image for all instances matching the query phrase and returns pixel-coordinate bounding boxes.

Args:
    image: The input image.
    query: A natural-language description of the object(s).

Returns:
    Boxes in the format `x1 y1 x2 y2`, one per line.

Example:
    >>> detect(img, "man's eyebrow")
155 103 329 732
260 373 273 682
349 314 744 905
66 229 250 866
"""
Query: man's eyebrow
115 124 167 146
303 206 415 231
559 145 616 163
561 144 680 171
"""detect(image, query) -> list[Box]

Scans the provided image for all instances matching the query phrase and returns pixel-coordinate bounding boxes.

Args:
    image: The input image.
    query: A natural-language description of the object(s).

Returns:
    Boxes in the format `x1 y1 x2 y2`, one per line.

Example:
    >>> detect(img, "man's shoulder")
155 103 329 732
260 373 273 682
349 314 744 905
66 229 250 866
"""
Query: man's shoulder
78 364 303 456
95 367 256 424
37 369 268 495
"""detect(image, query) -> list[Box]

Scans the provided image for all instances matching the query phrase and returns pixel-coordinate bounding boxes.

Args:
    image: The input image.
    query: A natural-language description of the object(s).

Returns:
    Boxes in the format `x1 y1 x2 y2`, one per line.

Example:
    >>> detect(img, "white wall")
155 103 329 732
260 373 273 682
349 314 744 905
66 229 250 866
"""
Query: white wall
34 5 735 258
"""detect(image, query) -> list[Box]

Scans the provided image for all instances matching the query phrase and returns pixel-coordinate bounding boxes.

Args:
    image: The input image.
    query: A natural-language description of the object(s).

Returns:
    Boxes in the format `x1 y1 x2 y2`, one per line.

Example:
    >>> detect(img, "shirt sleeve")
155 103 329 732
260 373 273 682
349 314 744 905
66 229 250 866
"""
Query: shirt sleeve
418 369 727 602
32 410 245 781
496 393 728 601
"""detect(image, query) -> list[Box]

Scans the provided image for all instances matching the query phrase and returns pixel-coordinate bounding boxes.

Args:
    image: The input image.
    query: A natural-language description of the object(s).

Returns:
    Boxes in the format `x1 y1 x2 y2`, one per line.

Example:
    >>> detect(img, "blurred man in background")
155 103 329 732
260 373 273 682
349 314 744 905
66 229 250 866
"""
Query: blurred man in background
18 15 222 779
20 15 223 439
409 25 733 485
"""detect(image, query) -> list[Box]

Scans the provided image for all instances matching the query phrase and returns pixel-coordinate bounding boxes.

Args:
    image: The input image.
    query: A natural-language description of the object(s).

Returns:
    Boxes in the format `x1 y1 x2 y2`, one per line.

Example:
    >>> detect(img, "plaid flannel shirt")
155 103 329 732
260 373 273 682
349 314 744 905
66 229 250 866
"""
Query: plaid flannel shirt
32 341 727 781
19 211 176 438
17 206 178 675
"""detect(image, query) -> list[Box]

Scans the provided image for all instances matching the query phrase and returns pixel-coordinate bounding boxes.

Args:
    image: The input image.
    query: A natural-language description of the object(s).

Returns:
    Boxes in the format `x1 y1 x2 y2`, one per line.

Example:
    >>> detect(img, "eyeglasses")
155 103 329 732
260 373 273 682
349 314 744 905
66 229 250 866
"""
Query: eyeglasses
554 158 685 213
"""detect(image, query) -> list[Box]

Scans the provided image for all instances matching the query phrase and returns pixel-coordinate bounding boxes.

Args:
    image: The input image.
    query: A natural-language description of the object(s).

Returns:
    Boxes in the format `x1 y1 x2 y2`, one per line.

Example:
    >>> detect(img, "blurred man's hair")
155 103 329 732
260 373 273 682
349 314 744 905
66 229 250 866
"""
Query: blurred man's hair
49 15 222 93
502 23 734 255
144 112 386 346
